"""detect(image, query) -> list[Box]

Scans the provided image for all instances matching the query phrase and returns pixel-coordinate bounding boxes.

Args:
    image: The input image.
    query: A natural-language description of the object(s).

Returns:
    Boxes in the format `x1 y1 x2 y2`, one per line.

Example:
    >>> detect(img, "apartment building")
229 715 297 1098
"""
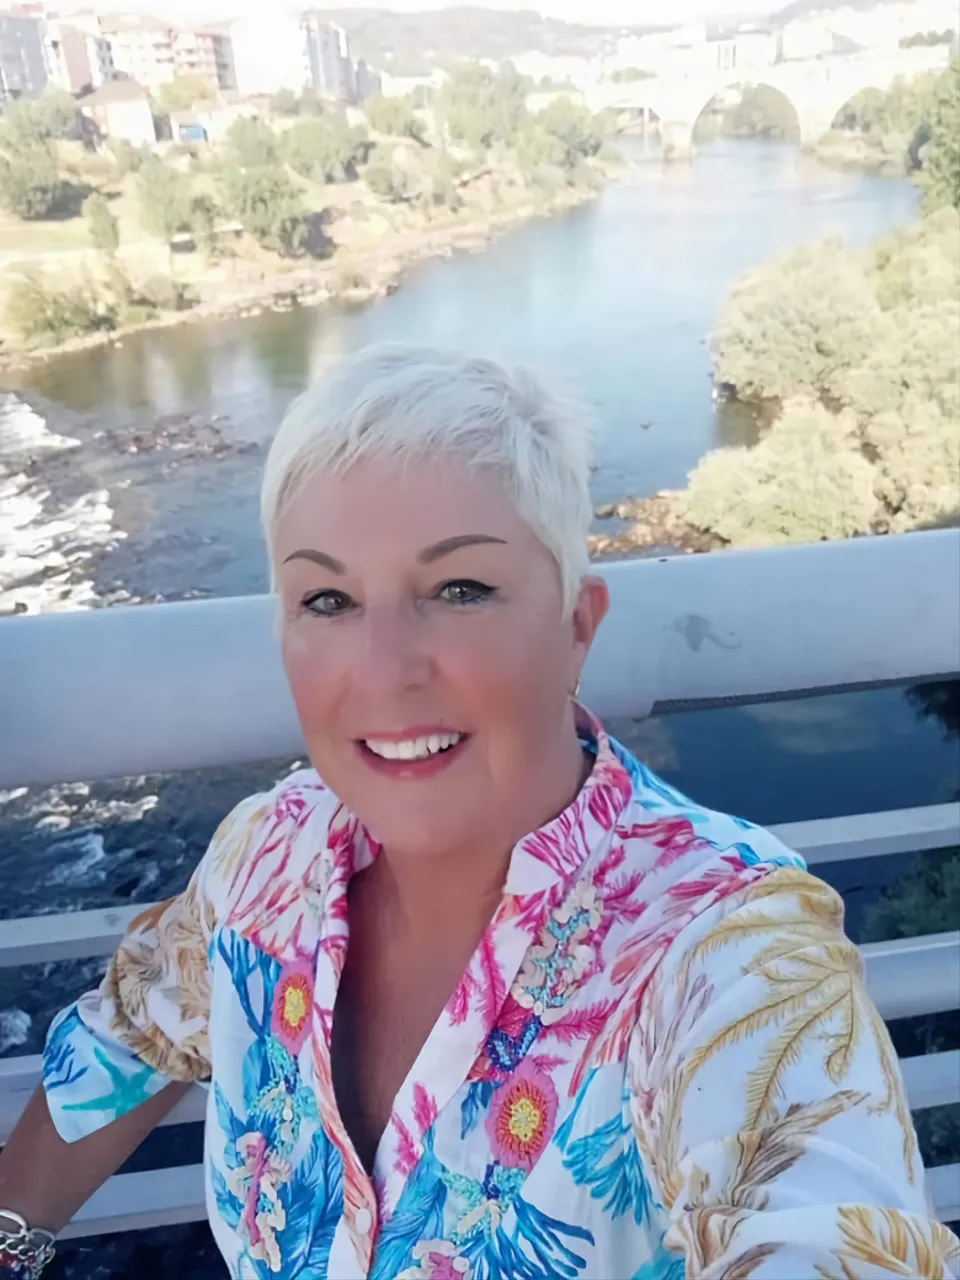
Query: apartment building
172 25 234 91
0 9 47 102
302 14 354 101
88 14 233 93
46 17 113 94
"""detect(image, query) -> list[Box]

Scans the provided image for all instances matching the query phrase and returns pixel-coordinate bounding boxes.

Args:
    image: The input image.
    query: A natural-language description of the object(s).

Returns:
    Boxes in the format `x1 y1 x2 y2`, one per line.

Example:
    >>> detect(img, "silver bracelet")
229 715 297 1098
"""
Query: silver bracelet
0 1210 56 1280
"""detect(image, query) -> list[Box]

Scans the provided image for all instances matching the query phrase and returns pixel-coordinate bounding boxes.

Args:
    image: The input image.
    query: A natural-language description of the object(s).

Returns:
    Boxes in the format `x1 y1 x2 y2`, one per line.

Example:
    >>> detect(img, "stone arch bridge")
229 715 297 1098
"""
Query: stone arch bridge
585 48 950 158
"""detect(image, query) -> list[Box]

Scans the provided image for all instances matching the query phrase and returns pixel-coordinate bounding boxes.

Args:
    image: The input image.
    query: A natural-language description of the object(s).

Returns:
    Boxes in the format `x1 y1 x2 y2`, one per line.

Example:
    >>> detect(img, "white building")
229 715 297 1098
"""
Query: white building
0 10 48 103
229 10 307 97
302 14 354 101
46 19 113 94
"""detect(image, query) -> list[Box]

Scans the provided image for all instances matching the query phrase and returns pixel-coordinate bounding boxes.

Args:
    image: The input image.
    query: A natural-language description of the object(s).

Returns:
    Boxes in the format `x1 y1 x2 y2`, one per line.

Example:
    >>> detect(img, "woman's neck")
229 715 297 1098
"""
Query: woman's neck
363 721 591 946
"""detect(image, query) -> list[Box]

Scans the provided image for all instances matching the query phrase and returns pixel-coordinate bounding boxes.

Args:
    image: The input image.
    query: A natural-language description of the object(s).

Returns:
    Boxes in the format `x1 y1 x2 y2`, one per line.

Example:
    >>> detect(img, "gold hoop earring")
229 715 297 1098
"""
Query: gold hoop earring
571 678 581 700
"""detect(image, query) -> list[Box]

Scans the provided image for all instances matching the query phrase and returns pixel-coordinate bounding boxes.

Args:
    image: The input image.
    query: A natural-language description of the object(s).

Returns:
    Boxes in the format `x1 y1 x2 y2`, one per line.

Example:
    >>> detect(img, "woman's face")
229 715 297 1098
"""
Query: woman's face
273 454 608 861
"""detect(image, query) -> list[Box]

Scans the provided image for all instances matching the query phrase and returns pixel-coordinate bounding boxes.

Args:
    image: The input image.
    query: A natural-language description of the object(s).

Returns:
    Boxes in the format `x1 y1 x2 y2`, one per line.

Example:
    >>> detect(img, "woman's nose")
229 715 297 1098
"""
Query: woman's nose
353 603 432 694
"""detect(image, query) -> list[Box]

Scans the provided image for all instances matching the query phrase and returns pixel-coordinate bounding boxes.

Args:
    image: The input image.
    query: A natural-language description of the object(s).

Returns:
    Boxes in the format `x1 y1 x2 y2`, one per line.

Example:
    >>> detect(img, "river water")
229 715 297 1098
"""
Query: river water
0 139 957 1274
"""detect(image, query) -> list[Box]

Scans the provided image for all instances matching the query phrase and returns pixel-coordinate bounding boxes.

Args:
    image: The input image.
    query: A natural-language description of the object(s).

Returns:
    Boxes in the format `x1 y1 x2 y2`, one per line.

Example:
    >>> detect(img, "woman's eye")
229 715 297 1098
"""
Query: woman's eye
302 589 355 617
436 580 495 605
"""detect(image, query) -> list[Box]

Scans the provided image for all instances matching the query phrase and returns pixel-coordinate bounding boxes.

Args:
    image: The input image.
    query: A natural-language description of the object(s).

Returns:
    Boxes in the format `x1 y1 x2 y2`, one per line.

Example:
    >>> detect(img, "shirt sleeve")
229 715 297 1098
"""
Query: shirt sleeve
42 790 272 1144
628 864 960 1278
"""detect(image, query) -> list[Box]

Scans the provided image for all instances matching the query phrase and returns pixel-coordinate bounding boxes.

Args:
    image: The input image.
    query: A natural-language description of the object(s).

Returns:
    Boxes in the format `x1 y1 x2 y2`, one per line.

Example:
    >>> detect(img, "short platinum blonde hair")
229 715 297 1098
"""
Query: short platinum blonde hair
261 344 595 612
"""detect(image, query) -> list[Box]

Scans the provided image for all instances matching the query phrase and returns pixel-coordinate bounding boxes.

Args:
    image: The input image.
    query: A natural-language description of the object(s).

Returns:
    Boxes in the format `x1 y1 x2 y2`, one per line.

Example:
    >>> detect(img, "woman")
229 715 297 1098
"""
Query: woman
0 346 955 1280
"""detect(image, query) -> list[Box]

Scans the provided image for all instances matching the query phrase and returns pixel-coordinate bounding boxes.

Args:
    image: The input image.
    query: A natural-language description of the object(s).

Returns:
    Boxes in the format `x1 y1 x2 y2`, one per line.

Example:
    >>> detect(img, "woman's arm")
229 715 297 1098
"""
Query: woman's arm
0 1081 188 1233
629 865 960 1278
0 791 271 1247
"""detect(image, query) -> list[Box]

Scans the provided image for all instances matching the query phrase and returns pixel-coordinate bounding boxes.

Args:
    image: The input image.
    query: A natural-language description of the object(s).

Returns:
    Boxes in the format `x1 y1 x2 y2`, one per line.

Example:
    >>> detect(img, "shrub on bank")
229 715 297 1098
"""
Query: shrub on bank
693 206 960 548
681 399 880 546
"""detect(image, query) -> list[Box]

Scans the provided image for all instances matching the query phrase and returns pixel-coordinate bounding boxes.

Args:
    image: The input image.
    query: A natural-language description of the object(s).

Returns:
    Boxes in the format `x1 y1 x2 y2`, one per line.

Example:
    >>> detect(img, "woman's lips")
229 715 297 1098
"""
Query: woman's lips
354 734 470 780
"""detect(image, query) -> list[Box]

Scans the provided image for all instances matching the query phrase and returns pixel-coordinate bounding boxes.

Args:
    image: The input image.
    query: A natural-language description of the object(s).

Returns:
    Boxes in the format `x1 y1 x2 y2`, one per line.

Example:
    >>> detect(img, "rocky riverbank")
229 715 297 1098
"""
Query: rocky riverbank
0 184 605 373
588 491 718 559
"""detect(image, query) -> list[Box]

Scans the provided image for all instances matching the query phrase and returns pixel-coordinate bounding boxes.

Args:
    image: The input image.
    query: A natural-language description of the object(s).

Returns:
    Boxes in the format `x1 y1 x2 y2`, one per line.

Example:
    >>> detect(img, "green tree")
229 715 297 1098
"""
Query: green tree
536 98 606 168
106 137 148 175
438 63 530 152
681 399 881 546
365 93 426 143
0 147 63 219
4 269 110 345
720 85 798 141
224 116 281 169
136 155 193 242
920 57 960 211
696 207 959 548
270 87 301 117
219 161 308 255
282 115 369 183
83 192 119 255
155 73 215 116
0 89 76 151
364 154 412 203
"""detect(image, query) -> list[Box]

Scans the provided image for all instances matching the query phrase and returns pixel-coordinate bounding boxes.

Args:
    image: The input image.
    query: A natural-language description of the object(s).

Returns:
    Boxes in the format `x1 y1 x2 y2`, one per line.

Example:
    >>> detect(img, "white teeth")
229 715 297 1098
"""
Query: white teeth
364 732 464 761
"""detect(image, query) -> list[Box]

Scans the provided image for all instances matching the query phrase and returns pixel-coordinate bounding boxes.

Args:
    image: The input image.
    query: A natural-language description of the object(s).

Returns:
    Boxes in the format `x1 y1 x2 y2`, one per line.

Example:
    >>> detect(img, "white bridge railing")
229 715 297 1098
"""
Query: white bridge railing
0 530 958 1238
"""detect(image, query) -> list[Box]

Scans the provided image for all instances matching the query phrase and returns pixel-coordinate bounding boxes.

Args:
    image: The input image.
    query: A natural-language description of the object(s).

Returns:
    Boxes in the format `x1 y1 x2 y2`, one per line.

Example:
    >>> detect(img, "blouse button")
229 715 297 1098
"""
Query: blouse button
355 1208 373 1235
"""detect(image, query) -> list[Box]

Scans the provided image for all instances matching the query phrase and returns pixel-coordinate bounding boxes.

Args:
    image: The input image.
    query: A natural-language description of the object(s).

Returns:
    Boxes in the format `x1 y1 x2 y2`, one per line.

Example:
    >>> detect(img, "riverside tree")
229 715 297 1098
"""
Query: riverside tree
83 192 119 256
282 115 369 183
684 206 960 546
0 146 63 219
365 94 426 144
920 56 960 211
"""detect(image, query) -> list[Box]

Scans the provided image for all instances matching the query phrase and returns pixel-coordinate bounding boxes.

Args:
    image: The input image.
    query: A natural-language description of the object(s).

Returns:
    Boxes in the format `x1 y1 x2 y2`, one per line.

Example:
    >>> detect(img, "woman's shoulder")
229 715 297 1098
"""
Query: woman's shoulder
604 734 827 946
201 766 344 905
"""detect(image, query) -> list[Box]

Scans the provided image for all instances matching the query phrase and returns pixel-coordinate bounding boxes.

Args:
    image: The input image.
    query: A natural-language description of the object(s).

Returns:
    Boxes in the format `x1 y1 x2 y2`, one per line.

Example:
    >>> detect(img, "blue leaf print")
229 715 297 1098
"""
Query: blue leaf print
275 1129 344 1277
461 1080 495 1139
561 1111 653 1226
210 1164 242 1232
632 1239 685 1280
370 1138 447 1280
466 1196 592 1280
43 1006 89 1093
214 1084 246 1163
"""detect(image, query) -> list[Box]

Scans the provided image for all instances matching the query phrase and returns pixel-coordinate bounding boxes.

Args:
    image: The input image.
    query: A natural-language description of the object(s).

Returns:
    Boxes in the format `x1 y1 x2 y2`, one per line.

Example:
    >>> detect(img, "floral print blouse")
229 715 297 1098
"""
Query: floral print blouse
44 711 958 1279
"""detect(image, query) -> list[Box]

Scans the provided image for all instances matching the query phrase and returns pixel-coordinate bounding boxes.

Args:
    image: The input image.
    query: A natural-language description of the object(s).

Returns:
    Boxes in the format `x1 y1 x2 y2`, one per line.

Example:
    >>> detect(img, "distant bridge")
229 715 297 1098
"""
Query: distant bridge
586 47 951 158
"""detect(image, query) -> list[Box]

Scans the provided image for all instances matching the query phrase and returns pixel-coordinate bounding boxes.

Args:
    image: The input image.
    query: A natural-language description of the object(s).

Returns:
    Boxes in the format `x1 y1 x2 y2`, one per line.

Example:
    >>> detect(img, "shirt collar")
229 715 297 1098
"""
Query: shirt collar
502 704 634 900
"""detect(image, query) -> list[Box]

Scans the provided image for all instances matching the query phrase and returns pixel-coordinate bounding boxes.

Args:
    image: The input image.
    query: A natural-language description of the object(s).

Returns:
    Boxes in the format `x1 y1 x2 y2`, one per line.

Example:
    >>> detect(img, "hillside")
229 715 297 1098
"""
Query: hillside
316 6 642 74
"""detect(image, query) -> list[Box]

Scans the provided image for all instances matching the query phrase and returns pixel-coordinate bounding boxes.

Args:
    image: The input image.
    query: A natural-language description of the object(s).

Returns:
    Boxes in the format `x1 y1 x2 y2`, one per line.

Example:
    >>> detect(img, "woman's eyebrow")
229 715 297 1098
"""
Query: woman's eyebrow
282 549 346 574
418 535 508 564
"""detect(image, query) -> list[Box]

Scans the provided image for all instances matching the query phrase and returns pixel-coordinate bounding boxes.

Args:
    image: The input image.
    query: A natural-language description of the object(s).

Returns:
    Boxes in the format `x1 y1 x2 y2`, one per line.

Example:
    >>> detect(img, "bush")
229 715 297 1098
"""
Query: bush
365 94 426 143
83 192 119 255
270 88 300 117
364 155 412 203
438 63 530 153
219 161 309 255
713 236 881 400
681 399 881 546
0 146 63 219
106 138 149 175
867 397 960 530
282 115 368 183
137 155 194 242
0 90 76 151
224 117 281 169
4 270 112 345
920 57 960 212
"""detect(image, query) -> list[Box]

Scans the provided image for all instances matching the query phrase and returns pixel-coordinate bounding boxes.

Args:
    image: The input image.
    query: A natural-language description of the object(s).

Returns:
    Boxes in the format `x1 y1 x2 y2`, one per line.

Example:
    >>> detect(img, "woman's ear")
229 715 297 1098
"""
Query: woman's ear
570 575 610 685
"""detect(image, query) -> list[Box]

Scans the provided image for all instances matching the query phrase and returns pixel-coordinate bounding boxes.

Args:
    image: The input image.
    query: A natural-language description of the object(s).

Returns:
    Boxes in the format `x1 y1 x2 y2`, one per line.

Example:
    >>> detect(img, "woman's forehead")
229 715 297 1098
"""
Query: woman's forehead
273 455 538 563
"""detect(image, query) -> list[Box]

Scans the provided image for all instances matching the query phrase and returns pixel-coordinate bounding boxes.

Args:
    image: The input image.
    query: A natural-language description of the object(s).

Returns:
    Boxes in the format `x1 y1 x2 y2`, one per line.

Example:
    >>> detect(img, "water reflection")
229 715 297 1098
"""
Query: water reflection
611 678 960 826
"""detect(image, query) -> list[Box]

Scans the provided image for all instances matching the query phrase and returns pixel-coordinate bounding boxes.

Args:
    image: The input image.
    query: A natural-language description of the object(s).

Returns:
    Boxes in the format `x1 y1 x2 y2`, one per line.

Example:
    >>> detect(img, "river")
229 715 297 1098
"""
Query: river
0 138 957 1275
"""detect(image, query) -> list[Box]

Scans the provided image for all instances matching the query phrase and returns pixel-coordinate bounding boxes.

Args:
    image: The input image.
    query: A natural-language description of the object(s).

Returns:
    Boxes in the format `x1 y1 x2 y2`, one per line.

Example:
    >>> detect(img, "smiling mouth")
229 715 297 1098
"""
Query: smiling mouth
362 731 466 761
